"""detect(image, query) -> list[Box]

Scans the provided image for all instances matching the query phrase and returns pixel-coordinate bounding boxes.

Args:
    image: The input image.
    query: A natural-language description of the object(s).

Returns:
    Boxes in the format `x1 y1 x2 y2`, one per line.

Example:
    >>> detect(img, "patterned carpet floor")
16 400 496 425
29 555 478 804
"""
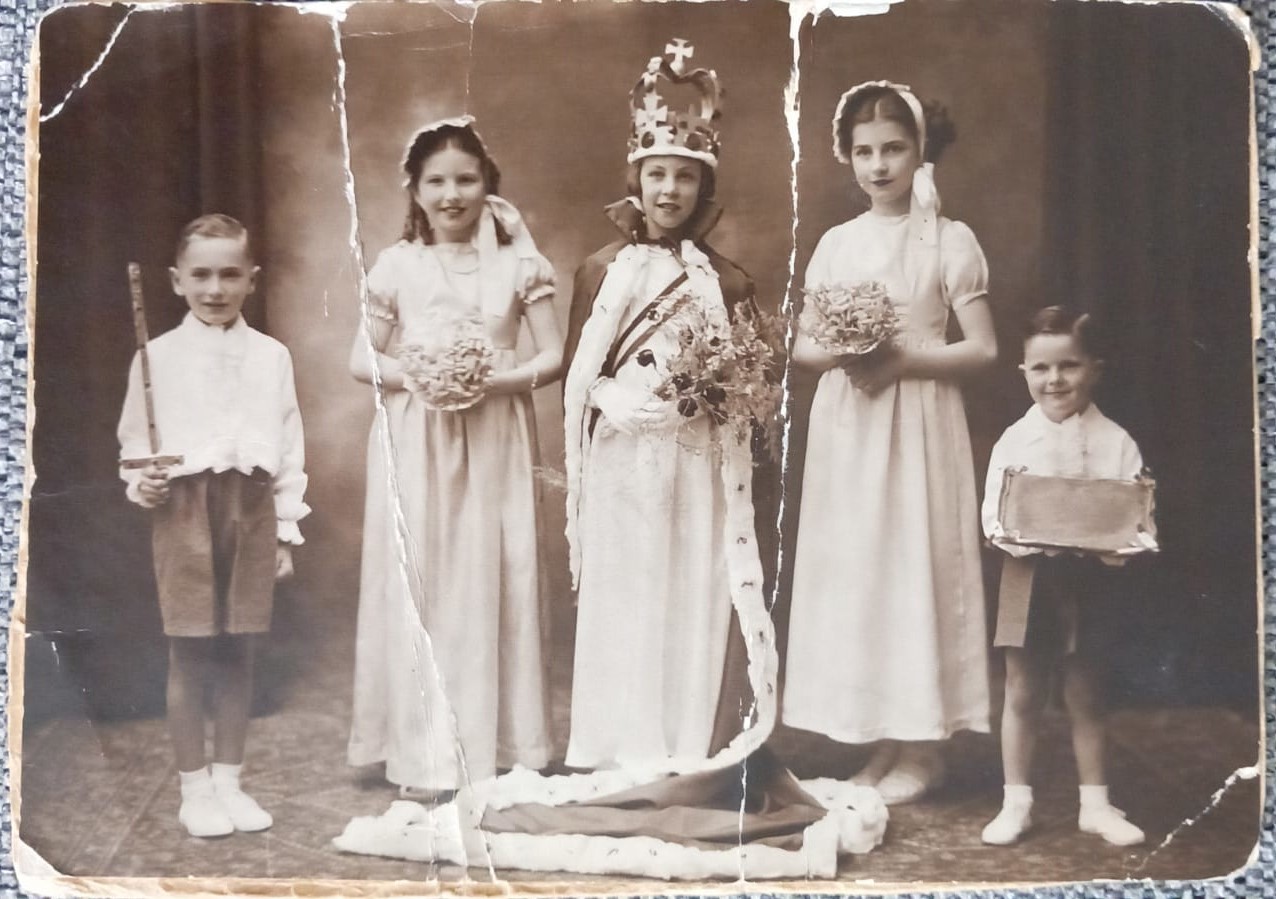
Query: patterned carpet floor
15 620 1261 890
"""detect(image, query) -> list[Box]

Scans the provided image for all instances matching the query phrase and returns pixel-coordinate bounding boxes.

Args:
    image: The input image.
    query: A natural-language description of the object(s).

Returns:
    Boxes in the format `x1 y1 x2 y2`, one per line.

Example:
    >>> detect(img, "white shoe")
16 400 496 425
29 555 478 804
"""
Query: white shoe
1079 803 1145 846
179 791 234 838
981 802 1033 845
214 785 273 832
876 748 946 805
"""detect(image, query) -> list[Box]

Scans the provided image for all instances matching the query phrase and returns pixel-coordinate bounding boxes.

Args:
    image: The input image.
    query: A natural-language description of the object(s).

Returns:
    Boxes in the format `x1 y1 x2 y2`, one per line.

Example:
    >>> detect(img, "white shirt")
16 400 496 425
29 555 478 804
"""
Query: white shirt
117 313 310 544
982 402 1143 544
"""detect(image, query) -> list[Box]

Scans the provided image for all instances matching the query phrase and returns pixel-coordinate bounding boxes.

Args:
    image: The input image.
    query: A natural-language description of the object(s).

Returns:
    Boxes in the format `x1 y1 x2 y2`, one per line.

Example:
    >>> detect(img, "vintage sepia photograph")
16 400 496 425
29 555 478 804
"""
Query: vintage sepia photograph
13 0 1262 893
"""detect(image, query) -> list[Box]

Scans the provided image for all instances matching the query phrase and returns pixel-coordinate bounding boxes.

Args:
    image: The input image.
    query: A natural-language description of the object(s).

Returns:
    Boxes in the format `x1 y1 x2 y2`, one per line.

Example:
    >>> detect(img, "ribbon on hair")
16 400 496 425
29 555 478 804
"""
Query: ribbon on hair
476 195 542 320
903 161 941 298
832 82 941 291
400 114 487 187
831 80 927 163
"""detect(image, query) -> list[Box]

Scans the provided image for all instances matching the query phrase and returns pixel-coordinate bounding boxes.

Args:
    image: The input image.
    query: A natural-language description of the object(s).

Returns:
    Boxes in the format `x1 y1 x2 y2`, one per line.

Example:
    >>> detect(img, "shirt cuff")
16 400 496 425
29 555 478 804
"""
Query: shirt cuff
276 499 311 546
277 519 305 546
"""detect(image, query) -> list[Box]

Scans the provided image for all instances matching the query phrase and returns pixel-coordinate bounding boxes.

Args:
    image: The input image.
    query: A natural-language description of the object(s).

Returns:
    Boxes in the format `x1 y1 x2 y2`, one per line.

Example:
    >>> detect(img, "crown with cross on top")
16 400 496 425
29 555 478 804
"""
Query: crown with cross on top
627 39 723 168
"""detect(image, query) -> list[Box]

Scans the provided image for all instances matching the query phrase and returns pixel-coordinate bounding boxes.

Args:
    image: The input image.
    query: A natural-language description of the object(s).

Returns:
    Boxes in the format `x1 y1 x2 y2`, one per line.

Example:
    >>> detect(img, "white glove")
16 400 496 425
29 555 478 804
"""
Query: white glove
590 378 679 436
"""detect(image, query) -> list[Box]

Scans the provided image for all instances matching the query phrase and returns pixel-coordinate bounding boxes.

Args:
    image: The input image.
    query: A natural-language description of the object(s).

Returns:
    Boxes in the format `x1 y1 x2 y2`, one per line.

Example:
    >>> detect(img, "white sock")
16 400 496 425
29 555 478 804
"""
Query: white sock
177 767 233 838
179 767 214 797
1005 784 1033 807
1078 784 1145 846
1078 783 1110 810
209 762 242 791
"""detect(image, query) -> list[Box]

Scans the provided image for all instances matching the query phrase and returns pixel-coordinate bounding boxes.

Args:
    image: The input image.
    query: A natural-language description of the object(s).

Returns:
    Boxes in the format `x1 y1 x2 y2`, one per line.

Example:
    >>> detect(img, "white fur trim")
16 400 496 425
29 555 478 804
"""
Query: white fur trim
628 145 720 169
333 773 889 879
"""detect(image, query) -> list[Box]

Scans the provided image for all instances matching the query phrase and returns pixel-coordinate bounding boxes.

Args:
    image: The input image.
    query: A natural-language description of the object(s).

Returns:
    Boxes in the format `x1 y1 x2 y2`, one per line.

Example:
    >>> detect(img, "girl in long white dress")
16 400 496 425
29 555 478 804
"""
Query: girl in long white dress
347 117 562 793
561 43 768 771
782 82 998 804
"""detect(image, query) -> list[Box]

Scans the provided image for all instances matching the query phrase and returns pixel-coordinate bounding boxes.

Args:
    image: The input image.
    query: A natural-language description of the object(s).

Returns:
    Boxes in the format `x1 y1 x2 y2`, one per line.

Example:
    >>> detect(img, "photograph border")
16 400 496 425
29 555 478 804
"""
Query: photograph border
0 0 1271 896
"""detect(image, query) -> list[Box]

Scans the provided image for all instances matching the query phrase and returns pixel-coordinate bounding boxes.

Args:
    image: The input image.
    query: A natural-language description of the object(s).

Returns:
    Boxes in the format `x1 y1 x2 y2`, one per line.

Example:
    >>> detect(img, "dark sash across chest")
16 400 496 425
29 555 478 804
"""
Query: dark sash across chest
599 271 690 379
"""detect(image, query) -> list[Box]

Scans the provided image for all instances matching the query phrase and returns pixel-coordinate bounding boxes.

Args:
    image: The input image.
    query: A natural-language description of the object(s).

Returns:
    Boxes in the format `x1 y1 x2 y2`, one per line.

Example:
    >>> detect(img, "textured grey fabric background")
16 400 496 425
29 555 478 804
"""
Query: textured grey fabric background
0 0 1269 897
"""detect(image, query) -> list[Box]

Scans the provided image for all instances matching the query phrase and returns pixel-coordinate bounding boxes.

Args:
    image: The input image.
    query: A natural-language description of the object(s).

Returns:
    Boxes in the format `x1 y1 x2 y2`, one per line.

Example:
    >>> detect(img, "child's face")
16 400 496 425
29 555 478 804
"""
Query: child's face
414 145 487 244
639 156 703 240
1021 332 1103 423
850 117 920 216
170 236 258 328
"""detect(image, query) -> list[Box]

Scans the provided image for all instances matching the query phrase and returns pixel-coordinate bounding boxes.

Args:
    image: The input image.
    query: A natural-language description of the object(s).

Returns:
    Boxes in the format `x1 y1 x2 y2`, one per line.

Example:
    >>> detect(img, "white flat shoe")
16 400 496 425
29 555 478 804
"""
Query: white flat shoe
981 803 1033 845
179 792 234 838
1079 804 1145 846
876 752 946 805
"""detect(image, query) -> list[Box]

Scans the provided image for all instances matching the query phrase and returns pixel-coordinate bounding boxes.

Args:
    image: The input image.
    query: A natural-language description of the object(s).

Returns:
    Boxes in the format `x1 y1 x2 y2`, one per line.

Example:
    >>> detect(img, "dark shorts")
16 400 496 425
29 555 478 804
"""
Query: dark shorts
995 554 1114 662
152 469 277 637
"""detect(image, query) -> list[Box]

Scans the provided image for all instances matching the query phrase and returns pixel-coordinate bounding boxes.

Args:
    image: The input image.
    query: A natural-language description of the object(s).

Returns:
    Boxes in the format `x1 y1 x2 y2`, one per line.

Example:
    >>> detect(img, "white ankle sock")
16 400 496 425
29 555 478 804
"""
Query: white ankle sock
1078 784 1145 846
179 767 214 797
1005 784 1033 807
177 767 233 838
211 762 272 832
1078 783 1110 810
209 762 242 791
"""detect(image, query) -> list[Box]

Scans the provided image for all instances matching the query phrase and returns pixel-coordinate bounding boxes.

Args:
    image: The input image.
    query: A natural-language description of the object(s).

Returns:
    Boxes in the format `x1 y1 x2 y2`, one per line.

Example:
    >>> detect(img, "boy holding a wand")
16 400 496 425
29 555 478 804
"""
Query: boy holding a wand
118 214 309 838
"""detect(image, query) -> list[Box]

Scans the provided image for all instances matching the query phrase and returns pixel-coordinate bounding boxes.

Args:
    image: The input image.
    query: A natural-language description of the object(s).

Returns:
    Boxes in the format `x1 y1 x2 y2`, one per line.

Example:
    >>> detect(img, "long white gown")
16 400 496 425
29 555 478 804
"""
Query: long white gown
566 246 734 769
348 239 553 789
782 211 992 743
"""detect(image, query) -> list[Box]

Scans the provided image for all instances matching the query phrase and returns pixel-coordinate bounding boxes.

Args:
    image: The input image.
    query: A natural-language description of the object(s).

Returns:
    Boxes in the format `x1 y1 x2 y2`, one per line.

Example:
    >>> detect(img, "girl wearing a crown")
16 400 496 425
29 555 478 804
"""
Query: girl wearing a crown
782 83 998 803
346 118 558 795
561 42 769 769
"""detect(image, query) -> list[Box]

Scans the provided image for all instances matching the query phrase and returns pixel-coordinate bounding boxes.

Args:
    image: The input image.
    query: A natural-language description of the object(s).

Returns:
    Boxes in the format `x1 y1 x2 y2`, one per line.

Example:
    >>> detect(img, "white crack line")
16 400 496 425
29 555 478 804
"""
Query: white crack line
39 7 136 123
328 4 496 878
1135 764 1260 874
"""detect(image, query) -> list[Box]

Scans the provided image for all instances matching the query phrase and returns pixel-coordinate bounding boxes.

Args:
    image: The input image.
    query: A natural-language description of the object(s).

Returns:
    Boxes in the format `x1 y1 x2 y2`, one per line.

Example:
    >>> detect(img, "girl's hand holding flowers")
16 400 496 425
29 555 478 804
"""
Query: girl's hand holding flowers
802 280 900 356
654 298 784 455
591 378 679 436
397 305 494 411
842 342 909 396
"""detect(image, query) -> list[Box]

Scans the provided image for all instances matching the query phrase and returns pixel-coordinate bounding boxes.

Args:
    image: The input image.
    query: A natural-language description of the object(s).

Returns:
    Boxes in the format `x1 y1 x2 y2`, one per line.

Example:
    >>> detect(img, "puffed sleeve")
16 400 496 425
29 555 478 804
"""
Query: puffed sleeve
517 252 557 307
803 229 836 291
364 244 402 324
940 220 990 309
798 229 837 335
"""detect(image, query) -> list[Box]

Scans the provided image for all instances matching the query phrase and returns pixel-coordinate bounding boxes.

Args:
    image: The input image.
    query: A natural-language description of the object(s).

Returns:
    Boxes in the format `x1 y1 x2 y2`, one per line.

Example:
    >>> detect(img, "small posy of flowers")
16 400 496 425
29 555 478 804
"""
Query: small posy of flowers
653 292 784 458
801 280 900 356
397 305 494 411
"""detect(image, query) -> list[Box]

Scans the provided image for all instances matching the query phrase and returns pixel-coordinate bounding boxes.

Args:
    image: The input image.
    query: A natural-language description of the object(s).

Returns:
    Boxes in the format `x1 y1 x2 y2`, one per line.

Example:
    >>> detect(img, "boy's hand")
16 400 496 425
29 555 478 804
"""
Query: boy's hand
136 463 172 508
275 544 295 581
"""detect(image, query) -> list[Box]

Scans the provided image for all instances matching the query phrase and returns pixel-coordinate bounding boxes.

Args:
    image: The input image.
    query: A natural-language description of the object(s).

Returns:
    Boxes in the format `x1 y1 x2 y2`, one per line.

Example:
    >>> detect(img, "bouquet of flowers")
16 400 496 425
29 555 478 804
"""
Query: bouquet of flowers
654 294 784 457
800 280 900 356
397 305 494 411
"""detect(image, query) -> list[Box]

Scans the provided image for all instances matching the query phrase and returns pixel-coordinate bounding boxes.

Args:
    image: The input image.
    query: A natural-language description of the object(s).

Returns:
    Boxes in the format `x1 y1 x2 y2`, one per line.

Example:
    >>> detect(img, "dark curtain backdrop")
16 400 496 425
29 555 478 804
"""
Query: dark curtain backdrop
28 4 273 720
1041 2 1256 706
